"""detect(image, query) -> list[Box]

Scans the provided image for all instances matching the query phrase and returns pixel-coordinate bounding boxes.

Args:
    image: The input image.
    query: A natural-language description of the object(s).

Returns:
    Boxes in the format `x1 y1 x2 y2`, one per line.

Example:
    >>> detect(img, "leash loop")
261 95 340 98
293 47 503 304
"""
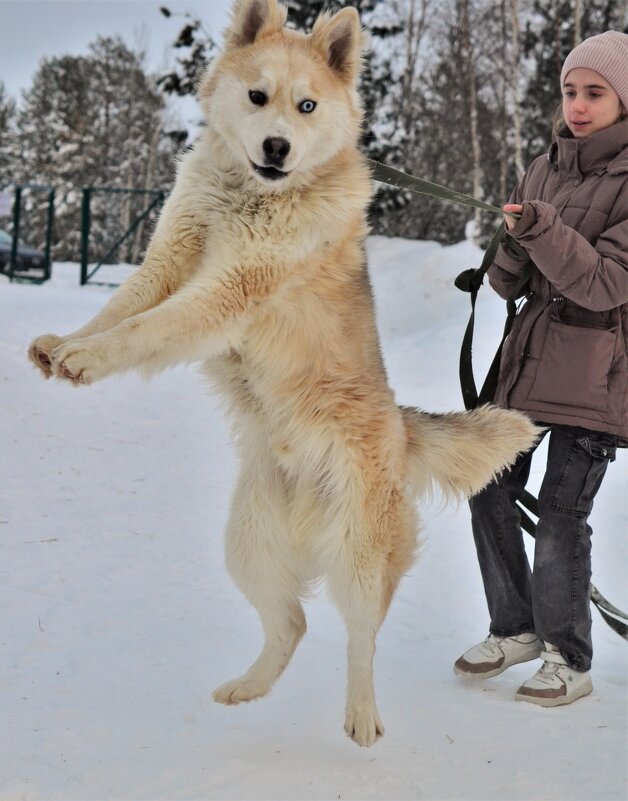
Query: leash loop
454 268 483 294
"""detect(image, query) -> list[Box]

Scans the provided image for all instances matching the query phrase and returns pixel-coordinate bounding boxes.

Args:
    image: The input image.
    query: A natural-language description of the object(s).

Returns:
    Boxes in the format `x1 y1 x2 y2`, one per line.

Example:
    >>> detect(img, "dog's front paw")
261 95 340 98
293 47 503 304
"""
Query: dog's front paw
28 333 65 378
345 703 384 747
50 336 111 385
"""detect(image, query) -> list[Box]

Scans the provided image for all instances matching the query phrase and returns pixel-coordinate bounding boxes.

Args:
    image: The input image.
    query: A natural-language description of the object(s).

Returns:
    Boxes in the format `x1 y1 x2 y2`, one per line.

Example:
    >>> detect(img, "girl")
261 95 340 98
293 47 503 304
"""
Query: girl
454 31 628 706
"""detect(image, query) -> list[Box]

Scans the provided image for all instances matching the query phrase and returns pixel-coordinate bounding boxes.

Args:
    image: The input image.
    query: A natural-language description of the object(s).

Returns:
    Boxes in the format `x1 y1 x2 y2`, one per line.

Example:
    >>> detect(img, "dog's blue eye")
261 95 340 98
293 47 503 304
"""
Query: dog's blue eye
249 90 267 106
299 99 317 114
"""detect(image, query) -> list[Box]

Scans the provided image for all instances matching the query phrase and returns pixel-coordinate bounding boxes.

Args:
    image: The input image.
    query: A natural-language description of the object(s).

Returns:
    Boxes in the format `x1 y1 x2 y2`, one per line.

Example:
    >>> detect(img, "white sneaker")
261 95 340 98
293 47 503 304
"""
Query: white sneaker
454 632 543 679
515 643 593 706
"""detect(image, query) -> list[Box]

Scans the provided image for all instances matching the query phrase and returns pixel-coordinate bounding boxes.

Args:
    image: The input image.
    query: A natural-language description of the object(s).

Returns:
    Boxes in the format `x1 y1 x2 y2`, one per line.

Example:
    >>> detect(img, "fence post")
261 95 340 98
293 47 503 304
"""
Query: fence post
9 185 22 282
80 187 91 285
43 188 55 282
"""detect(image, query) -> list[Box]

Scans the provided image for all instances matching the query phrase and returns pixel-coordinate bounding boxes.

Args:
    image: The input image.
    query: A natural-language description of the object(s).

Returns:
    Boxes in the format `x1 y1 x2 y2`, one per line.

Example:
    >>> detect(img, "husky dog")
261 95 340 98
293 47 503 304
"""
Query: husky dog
28 0 538 746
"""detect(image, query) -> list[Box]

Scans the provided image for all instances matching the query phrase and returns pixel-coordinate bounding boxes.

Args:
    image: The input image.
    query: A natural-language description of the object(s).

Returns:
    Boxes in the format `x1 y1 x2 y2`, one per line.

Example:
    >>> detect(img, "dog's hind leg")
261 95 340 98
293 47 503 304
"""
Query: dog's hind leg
213 457 307 705
325 486 417 747
335 586 386 747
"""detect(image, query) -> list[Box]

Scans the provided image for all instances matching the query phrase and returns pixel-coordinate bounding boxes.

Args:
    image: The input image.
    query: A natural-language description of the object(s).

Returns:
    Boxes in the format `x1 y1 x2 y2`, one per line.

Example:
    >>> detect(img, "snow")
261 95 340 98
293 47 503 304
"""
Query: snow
1 238 626 801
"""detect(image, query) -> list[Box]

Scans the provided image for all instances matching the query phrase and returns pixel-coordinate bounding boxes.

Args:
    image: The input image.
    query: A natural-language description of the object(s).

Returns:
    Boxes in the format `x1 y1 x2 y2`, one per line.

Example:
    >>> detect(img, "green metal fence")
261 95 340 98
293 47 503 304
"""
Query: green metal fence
80 186 166 286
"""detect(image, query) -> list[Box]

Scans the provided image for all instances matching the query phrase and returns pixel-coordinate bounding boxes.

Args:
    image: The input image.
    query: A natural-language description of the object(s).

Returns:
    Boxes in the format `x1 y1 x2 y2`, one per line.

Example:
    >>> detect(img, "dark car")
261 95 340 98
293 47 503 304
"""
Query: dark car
0 227 46 274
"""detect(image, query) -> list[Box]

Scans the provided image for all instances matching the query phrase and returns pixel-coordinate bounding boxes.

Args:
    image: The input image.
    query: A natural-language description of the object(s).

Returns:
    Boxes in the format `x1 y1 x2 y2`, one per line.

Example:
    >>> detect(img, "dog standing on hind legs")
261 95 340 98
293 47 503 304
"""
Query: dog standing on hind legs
28 0 539 746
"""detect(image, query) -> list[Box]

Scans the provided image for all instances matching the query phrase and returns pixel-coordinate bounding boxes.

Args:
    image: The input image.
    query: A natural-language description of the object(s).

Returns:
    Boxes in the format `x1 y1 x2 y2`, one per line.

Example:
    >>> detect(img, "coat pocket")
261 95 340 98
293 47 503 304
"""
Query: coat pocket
527 321 616 412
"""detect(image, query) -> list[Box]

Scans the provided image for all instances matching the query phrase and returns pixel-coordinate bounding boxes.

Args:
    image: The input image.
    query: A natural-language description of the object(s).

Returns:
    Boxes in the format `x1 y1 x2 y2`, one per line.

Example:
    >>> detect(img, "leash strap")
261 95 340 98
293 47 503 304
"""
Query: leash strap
455 224 534 410
590 586 628 639
368 160 506 216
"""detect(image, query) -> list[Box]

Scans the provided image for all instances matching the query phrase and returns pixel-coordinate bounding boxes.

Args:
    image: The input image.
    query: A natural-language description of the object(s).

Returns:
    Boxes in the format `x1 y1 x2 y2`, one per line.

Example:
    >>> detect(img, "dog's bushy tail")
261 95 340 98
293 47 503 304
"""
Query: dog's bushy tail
401 405 541 501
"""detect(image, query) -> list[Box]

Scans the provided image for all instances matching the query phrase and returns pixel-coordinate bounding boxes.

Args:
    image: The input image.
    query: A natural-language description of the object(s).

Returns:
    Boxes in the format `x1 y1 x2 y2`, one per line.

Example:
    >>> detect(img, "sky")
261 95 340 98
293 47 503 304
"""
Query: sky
0 0 232 125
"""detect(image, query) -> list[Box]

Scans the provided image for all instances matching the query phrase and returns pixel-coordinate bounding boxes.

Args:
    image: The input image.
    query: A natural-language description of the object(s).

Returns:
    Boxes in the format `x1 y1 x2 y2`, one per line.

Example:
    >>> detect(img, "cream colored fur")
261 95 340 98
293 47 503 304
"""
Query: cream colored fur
28 0 539 747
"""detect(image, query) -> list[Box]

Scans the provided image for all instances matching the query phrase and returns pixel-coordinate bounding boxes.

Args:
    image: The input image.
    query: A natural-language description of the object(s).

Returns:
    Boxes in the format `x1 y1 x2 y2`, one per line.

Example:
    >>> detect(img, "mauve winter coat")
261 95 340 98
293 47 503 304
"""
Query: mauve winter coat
489 117 628 441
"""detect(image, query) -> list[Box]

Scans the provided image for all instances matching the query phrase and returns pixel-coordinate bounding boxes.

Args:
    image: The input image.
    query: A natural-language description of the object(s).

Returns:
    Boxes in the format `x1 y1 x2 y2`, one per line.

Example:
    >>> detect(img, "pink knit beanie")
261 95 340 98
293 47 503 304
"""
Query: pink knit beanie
560 30 628 112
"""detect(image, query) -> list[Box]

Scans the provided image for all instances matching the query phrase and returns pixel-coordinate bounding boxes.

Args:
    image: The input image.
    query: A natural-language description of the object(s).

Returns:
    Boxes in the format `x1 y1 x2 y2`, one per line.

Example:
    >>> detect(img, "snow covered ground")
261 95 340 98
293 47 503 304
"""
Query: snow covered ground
1 237 626 801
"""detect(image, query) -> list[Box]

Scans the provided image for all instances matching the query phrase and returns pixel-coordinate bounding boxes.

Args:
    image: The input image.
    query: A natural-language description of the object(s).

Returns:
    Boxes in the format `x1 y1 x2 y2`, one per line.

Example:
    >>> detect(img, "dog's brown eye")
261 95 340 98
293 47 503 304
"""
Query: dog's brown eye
299 99 317 114
249 90 267 106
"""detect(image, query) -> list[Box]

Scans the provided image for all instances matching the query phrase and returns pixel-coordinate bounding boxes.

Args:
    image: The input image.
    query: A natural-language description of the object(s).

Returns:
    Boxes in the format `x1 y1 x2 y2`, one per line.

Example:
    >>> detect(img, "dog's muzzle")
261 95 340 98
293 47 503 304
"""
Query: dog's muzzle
250 137 292 181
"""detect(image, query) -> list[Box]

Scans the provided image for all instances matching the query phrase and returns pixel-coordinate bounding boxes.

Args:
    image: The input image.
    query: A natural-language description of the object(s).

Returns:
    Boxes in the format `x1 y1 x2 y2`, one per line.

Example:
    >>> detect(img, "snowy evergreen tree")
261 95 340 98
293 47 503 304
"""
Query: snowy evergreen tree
0 82 17 192
85 37 177 263
157 6 219 104
12 54 92 254
13 39 178 261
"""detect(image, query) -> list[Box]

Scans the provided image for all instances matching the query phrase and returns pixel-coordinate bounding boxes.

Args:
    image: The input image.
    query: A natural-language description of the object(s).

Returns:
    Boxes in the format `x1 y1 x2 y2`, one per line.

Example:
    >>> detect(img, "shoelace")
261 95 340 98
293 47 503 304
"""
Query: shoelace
534 648 568 684
483 634 504 653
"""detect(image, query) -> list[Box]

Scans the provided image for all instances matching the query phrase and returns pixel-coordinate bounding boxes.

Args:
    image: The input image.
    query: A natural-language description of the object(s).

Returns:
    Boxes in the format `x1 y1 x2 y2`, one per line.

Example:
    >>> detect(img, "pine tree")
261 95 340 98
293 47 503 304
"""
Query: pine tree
13 39 178 262
0 82 17 191
12 54 92 255
157 6 219 101
85 37 177 263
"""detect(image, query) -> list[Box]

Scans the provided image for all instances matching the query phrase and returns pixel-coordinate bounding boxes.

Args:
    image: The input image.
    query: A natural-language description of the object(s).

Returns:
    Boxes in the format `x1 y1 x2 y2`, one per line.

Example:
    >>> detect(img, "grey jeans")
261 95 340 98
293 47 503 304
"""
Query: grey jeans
469 424 618 672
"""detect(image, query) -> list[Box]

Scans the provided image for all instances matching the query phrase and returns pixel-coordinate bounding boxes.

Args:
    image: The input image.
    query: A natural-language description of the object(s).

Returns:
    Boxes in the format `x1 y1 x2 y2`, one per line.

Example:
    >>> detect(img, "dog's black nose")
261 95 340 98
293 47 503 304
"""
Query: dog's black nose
263 137 291 167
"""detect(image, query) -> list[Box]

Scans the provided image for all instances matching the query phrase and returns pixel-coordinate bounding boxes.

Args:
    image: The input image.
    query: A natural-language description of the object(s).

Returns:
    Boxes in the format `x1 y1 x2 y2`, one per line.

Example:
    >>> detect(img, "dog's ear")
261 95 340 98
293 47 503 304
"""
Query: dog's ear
311 7 363 84
225 0 287 49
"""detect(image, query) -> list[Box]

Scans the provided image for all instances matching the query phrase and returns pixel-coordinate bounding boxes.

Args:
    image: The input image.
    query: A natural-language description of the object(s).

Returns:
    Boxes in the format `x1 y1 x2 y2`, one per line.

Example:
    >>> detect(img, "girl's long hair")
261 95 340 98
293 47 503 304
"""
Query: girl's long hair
552 102 568 138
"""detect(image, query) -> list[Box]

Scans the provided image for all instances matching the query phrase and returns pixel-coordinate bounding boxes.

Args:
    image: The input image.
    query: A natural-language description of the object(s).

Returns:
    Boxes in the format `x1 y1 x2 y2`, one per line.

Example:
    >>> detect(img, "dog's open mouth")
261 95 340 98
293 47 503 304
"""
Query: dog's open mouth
250 161 290 181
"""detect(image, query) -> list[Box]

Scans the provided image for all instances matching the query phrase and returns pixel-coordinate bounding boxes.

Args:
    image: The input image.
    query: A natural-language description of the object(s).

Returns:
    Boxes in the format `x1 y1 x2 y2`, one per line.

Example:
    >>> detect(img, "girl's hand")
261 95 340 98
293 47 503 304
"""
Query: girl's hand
503 203 523 231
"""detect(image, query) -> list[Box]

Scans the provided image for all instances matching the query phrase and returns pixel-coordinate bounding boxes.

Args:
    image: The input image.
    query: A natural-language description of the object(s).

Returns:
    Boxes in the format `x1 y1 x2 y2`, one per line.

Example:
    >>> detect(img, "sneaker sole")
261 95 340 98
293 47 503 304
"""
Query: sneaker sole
515 680 593 707
454 649 542 680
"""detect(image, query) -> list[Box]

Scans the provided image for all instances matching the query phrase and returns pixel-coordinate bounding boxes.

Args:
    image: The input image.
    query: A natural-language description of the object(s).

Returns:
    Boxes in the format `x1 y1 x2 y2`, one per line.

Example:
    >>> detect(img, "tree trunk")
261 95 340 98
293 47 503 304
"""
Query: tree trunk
460 0 482 238
397 0 430 167
510 0 524 180
499 0 508 201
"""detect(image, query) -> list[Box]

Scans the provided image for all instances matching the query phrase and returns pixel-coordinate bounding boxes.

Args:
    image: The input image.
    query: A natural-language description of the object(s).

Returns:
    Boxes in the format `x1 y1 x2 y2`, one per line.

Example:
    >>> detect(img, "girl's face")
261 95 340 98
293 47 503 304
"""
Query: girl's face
562 68 624 138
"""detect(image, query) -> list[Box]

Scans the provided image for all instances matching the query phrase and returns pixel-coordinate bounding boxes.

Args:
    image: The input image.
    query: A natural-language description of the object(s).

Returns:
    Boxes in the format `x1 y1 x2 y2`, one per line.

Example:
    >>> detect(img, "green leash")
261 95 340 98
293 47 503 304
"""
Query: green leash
369 158 628 640
367 159 507 216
